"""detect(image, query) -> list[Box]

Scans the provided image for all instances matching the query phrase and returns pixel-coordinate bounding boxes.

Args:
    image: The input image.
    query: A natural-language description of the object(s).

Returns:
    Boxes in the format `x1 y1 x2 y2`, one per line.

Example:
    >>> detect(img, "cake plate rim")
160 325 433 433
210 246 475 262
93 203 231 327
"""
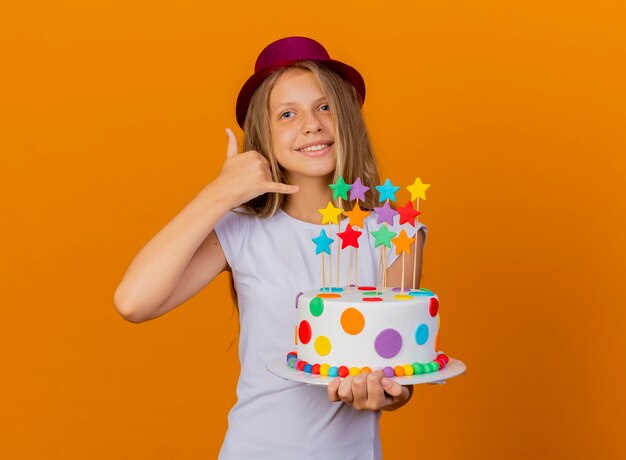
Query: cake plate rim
266 353 466 386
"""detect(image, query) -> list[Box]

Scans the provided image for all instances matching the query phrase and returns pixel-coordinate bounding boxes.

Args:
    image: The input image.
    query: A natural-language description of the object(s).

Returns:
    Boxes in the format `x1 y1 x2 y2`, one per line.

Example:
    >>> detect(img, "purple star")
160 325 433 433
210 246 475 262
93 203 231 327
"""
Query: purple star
373 201 398 225
349 177 370 202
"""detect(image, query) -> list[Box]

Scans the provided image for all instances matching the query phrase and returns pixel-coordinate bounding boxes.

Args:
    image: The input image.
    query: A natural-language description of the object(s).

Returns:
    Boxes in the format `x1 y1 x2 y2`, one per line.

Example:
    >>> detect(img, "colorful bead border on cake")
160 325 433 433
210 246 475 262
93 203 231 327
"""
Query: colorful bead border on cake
285 351 449 377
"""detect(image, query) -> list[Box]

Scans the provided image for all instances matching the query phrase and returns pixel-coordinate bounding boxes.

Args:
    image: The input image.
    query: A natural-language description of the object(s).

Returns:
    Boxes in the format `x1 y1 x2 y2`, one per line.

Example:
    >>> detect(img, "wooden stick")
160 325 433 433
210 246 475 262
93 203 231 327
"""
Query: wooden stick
322 252 325 292
412 198 420 290
336 227 340 288
347 246 351 293
401 252 405 293
328 223 333 290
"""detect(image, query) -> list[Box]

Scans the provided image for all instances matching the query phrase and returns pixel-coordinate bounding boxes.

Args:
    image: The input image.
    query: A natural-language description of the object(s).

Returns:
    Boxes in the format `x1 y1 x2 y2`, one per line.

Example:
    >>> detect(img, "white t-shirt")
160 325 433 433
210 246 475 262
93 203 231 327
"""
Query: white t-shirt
214 207 427 459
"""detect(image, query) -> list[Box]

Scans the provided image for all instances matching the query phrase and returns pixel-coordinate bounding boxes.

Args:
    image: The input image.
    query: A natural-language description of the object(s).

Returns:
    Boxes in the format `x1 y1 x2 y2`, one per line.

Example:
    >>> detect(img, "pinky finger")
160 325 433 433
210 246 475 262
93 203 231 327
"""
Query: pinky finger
266 182 300 194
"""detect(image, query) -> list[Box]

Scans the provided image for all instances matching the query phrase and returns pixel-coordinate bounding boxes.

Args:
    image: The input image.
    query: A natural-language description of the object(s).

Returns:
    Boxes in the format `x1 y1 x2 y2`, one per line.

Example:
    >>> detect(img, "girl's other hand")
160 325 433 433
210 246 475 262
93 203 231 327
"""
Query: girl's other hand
327 370 413 411
218 128 299 208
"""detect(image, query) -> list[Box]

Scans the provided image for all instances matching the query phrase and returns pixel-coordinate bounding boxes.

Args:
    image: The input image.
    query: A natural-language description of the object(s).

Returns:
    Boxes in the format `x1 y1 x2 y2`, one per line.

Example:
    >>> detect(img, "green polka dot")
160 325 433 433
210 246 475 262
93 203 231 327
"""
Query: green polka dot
412 362 424 375
310 297 324 317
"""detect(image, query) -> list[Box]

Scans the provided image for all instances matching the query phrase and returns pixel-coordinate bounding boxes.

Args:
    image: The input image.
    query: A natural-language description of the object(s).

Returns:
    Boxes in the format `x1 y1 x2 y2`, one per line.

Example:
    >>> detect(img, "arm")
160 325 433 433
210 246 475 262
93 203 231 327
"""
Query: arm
326 227 425 411
114 129 299 323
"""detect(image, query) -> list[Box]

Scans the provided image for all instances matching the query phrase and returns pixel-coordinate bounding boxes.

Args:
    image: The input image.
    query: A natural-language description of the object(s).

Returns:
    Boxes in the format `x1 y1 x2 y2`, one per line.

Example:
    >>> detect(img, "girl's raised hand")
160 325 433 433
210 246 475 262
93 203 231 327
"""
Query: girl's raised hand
218 128 299 208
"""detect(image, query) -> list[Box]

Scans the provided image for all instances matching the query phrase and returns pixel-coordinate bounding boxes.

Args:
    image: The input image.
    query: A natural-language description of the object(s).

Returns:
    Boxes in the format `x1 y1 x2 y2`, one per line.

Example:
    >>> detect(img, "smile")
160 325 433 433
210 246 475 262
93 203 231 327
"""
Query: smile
296 143 334 157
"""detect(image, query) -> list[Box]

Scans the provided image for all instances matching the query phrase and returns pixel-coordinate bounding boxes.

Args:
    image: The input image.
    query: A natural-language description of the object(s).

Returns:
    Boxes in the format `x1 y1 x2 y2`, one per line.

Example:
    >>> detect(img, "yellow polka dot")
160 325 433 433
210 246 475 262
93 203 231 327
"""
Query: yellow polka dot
394 294 412 300
320 364 330 376
341 308 365 335
402 364 414 376
349 367 360 376
314 336 332 356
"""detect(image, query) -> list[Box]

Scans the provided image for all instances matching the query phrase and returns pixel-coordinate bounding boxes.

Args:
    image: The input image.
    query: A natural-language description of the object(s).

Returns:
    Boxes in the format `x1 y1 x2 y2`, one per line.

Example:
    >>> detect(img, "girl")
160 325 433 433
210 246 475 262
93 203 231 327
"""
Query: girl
115 36 426 459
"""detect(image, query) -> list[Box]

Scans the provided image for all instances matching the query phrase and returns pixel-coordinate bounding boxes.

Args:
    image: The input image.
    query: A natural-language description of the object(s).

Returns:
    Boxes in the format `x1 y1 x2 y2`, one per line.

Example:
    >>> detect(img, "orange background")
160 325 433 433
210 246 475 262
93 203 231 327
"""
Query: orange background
2 1 625 458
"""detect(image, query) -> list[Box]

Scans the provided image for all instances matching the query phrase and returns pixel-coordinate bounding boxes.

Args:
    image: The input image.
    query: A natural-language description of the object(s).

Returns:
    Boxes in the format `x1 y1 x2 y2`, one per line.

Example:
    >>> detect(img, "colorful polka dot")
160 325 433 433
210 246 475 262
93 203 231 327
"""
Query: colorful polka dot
408 288 434 297
328 366 338 377
310 297 324 317
320 364 330 376
358 286 377 291
314 336 332 356
415 324 429 345
349 367 360 376
383 366 394 377
363 297 383 302
298 320 312 344
402 364 414 376
295 291 303 308
375 328 403 358
317 293 341 299
429 297 439 317
394 294 412 300
319 287 344 293
341 308 365 335
363 291 383 296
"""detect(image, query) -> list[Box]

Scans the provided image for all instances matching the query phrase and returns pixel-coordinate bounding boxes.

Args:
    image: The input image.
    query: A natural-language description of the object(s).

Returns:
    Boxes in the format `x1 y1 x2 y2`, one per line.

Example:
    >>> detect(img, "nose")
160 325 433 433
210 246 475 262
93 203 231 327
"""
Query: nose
301 111 323 134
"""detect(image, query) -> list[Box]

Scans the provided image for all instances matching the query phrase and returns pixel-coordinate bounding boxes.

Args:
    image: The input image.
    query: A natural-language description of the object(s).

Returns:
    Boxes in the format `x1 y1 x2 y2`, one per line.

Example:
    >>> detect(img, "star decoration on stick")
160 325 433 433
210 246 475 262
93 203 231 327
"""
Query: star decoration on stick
343 201 370 228
370 225 397 248
312 229 334 255
349 177 370 202
318 201 343 225
336 224 362 249
392 229 416 255
376 178 401 202
373 201 398 225
407 177 430 201
329 176 352 201
396 201 421 226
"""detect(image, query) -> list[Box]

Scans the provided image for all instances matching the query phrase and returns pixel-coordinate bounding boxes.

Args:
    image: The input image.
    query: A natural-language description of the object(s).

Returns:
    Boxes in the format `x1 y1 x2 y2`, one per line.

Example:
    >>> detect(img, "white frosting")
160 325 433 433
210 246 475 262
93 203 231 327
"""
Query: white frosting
296 287 439 369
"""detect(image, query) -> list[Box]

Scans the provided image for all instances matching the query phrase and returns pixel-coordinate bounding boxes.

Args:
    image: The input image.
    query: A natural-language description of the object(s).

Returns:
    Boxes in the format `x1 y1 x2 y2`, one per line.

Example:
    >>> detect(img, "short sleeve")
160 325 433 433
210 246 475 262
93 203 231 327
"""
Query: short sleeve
385 219 428 268
214 209 250 272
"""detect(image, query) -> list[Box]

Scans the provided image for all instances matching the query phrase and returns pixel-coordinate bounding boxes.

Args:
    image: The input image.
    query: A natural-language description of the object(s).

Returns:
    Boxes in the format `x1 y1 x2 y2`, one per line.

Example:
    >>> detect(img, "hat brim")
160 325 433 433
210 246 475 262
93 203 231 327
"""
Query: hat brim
236 59 366 129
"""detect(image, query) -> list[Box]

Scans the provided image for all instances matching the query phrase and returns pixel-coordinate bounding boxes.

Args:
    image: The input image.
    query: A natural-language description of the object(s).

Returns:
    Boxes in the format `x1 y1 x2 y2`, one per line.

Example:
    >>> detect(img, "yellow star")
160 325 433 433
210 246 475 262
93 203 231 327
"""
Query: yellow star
407 177 431 201
392 229 416 255
318 201 343 225
343 201 370 228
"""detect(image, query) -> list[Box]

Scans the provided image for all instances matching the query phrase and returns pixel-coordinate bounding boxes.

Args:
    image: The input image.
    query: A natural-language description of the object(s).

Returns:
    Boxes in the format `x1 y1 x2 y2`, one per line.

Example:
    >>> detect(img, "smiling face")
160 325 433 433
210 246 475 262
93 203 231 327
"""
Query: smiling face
268 69 337 183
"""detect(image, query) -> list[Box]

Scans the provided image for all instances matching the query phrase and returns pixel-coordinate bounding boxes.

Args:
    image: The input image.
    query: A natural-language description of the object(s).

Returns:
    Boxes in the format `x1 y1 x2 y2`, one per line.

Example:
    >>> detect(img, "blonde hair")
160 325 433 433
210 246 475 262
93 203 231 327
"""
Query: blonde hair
241 60 381 216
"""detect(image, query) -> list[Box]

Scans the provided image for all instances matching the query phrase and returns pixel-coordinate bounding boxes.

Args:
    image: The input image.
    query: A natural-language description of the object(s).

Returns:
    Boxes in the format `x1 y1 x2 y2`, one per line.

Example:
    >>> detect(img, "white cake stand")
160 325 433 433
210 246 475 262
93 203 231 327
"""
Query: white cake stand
266 354 467 386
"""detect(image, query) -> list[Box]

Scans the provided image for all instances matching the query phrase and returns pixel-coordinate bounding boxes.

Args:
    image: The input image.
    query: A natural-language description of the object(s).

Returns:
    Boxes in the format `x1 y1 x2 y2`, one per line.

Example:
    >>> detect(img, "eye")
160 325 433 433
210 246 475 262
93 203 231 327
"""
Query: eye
280 111 295 119
319 104 330 111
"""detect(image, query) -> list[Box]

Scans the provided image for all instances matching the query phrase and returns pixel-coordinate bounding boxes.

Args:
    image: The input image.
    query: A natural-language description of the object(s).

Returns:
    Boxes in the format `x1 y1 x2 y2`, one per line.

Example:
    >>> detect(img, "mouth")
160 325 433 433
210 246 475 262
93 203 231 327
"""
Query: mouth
295 142 334 157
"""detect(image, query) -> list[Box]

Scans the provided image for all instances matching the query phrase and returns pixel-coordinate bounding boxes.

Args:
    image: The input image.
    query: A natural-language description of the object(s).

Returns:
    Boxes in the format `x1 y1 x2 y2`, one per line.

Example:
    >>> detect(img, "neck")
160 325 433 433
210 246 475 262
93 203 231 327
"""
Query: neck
283 173 336 224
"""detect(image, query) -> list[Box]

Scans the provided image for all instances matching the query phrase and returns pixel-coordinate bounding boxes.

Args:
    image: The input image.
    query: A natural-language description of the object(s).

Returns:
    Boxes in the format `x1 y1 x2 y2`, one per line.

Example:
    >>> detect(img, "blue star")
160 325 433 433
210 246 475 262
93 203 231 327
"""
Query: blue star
312 229 334 255
375 178 401 202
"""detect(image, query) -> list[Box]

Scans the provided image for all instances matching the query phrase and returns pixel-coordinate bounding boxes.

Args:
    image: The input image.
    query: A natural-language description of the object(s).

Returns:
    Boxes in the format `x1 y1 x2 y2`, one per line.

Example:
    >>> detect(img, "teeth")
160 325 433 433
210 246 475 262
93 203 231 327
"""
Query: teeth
299 144 330 152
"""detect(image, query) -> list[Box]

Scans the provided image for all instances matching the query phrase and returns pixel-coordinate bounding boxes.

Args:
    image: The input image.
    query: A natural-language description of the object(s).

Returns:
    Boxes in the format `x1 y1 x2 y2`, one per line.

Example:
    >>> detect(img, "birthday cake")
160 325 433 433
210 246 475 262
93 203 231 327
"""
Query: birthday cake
288 286 448 378
285 176 451 378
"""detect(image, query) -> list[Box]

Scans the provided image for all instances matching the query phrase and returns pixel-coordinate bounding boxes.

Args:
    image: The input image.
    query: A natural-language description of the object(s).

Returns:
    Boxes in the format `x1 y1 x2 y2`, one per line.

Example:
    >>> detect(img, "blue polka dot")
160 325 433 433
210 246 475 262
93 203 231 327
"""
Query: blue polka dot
415 324 429 345
304 363 313 373
328 366 339 377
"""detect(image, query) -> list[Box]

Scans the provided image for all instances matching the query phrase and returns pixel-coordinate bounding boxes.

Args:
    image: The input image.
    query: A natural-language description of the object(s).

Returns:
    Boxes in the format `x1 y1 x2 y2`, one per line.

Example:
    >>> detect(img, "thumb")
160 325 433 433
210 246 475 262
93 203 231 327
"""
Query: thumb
225 128 239 158
381 377 403 398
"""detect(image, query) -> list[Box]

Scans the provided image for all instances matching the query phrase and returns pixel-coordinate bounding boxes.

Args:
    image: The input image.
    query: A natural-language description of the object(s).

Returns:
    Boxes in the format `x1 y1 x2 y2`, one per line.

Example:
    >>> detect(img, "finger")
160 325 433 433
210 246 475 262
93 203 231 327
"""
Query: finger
337 376 354 404
225 128 239 158
366 372 386 406
327 378 341 402
351 374 368 406
381 377 405 399
264 181 300 194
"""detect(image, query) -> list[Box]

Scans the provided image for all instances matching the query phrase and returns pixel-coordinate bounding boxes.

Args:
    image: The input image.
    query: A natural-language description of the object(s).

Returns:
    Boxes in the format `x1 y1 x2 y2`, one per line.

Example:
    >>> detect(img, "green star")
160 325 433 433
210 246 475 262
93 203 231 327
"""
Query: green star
329 176 352 200
370 225 397 248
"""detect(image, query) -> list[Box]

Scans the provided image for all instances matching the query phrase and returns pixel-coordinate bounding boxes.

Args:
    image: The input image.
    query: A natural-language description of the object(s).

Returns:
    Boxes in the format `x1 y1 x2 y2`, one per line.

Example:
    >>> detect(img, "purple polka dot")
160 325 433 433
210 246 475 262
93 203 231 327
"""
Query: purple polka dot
383 366 395 377
374 328 403 358
392 287 411 293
